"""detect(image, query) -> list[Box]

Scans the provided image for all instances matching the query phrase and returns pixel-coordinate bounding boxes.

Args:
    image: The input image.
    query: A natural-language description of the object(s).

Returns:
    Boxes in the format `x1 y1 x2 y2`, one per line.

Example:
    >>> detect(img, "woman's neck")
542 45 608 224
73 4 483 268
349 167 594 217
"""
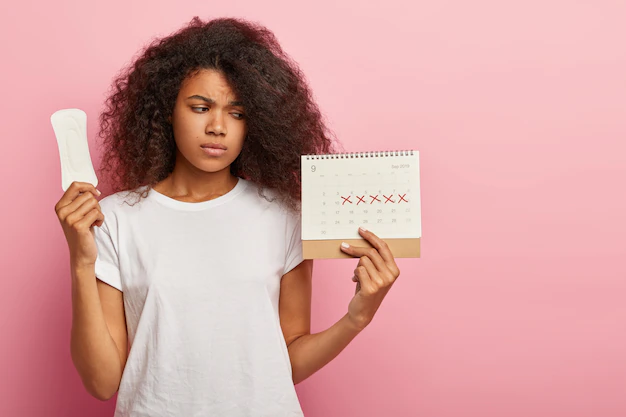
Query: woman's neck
153 166 238 203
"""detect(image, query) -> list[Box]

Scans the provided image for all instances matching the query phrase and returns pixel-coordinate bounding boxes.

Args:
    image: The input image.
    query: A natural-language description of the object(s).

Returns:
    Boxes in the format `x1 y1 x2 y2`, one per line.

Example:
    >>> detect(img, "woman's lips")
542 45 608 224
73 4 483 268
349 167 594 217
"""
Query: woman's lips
201 147 226 157
200 143 227 157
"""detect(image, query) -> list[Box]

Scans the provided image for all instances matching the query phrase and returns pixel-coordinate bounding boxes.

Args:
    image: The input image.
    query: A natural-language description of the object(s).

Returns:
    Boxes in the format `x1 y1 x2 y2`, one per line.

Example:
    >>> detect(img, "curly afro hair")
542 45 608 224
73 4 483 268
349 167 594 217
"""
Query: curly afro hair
98 16 340 211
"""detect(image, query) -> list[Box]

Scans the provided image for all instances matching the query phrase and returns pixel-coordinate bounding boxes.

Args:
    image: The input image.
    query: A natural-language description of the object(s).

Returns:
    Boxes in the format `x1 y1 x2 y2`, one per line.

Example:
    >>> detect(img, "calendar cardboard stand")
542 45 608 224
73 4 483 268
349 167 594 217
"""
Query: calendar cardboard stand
303 238 420 259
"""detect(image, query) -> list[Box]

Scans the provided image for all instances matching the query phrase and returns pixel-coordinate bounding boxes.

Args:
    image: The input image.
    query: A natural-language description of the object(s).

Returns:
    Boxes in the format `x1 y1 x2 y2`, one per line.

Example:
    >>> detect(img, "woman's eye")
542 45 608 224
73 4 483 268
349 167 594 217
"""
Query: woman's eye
193 107 209 113
232 113 245 120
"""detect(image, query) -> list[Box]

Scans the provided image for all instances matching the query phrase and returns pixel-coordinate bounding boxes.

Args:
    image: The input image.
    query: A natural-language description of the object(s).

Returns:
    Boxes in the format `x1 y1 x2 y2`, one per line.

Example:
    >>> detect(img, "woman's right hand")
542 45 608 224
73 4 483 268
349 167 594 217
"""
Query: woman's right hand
55 181 104 269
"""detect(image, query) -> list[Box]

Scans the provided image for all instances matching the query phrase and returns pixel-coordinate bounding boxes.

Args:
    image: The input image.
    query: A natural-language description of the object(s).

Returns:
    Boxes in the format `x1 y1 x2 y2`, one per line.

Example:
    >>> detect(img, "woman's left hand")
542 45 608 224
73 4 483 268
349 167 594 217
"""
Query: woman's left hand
340 227 401 331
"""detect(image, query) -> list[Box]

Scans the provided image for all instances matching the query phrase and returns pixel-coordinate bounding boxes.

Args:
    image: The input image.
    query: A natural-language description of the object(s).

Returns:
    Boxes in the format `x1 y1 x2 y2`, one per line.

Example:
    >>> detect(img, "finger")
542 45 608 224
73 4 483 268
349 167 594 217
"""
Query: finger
56 182 101 212
352 273 360 294
75 208 104 230
359 248 388 276
357 228 400 277
56 185 100 219
59 191 98 221
357 227 395 265
341 241 388 275
57 192 92 222
65 196 101 226
355 265 375 295
358 255 387 288
91 210 105 228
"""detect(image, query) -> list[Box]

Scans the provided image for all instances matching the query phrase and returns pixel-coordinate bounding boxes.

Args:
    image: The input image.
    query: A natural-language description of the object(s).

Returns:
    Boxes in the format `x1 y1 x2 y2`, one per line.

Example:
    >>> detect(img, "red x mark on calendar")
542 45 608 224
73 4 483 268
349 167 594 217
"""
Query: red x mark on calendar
338 193 407 205
383 194 395 204
369 195 381 204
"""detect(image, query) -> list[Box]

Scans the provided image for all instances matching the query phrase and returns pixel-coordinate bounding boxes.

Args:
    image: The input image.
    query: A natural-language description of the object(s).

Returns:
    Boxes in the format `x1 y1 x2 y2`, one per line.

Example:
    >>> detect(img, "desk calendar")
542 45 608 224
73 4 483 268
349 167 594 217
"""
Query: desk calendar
301 150 421 259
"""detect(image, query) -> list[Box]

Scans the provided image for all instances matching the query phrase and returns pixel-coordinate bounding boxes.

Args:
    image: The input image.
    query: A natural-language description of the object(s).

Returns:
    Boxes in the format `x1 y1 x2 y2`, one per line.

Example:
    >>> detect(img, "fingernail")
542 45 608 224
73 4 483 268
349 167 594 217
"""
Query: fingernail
96 189 102 196
359 226 368 232
341 242 350 249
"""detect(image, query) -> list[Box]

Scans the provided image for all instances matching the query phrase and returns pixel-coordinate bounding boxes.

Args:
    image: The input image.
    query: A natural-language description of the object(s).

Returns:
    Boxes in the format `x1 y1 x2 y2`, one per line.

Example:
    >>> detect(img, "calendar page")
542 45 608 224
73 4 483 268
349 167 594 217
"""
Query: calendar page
301 151 421 240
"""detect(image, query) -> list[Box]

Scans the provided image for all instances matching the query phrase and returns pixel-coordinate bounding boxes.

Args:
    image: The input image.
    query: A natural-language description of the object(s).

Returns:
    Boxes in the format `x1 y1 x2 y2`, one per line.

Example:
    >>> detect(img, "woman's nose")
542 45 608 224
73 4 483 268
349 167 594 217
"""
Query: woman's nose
206 110 226 136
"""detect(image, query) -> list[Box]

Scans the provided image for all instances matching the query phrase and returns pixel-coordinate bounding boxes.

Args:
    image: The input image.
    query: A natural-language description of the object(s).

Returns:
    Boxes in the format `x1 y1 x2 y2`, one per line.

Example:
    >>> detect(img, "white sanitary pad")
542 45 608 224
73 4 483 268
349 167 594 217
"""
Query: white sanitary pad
50 109 99 191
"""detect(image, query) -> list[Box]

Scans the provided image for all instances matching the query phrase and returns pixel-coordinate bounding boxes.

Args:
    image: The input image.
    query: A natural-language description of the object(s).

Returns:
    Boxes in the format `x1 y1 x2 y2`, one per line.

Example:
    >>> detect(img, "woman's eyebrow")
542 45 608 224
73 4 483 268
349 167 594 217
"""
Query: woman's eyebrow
186 95 243 106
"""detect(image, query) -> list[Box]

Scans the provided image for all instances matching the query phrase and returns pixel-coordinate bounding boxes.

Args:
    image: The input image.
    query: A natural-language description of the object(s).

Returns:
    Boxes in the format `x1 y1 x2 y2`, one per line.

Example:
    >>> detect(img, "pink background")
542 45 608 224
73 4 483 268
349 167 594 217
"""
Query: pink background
1 0 625 416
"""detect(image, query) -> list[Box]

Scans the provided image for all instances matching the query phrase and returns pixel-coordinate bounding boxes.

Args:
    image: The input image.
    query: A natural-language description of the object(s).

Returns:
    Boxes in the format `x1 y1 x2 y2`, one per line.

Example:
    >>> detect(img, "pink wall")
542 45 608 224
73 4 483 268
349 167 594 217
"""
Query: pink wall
1 0 624 416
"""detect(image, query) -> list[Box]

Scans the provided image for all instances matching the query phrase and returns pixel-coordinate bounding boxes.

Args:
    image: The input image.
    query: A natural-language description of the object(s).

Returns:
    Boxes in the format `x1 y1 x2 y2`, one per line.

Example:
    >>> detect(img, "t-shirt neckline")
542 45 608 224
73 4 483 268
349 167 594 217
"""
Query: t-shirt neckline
147 177 247 211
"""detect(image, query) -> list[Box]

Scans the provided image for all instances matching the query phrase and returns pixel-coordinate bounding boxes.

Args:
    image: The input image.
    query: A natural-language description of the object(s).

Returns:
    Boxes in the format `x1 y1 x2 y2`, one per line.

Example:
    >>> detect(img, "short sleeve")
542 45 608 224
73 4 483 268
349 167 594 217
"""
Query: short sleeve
93 219 122 291
283 210 304 276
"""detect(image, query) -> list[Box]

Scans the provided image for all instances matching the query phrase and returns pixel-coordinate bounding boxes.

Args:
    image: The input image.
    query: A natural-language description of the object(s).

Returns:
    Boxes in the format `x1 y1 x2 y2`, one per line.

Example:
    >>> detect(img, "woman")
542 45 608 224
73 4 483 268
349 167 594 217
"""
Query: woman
55 16 400 416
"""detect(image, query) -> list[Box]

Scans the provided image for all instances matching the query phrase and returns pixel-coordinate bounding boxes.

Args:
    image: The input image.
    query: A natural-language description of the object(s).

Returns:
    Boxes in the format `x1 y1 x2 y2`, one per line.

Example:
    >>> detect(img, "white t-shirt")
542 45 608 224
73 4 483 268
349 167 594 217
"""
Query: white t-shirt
93 177 305 417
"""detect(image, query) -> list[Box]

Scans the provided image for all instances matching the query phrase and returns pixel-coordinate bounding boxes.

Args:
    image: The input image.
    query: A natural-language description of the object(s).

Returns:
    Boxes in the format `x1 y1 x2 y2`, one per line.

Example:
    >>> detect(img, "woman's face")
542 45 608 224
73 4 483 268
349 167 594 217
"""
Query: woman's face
170 69 247 174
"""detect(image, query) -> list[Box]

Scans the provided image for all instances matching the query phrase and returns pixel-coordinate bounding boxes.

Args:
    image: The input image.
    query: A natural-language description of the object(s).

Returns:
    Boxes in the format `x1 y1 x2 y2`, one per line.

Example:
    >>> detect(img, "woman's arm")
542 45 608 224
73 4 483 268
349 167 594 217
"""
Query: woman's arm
280 260 363 385
70 264 128 400
56 182 129 400
280 228 400 385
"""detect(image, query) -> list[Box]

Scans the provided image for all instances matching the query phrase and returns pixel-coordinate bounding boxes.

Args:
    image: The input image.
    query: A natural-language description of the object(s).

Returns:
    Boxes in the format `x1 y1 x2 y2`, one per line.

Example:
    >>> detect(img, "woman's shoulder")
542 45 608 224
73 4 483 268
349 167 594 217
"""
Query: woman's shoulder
239 179 299 216
98 185 151 215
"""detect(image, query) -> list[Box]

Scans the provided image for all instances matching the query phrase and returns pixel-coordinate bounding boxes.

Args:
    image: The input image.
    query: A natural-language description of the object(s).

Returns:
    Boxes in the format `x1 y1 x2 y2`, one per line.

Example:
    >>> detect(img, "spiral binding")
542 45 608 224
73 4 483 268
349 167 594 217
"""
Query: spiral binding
304 150 414 160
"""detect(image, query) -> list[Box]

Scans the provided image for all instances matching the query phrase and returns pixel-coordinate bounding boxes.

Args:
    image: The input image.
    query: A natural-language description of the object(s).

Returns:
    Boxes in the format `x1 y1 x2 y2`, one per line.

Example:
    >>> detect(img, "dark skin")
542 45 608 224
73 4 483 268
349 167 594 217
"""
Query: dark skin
281 227 401 385
343 227 402 324
155 69 247 201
